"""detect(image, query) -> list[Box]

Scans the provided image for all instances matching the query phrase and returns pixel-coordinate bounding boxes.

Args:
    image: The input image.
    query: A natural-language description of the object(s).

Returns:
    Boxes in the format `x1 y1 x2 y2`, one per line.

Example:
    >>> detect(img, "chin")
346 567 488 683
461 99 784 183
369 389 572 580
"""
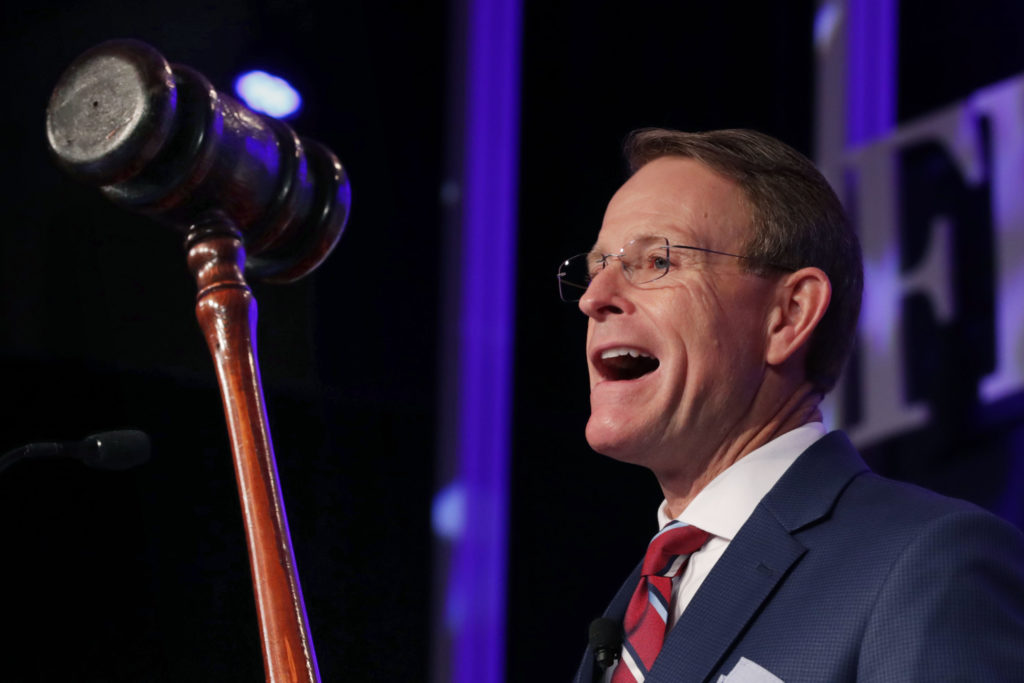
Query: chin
584 414 650 465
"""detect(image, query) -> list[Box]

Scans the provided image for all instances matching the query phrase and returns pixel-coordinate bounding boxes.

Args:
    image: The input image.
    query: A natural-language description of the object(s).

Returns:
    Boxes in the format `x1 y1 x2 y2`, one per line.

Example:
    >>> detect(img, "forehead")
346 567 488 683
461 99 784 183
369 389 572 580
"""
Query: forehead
594 156 751 252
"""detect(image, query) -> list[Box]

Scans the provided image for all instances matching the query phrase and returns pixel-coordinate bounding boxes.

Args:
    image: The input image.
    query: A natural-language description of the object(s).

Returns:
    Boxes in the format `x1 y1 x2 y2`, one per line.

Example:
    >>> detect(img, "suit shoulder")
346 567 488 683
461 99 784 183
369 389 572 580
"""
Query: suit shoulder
824 469 1024 569
853 475 1024 679
848 469 1015 525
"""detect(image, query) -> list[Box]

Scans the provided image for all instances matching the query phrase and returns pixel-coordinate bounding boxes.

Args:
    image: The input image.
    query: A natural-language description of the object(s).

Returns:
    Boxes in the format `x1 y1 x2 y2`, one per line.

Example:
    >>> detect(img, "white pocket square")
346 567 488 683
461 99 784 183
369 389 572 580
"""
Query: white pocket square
716 656 784 683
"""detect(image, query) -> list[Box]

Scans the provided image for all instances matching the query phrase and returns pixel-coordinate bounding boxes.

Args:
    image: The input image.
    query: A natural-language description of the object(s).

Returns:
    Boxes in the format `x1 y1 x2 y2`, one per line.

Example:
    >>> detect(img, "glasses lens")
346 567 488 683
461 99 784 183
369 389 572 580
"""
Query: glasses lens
632 241 671 285
557 253 596 302
557 238 674 301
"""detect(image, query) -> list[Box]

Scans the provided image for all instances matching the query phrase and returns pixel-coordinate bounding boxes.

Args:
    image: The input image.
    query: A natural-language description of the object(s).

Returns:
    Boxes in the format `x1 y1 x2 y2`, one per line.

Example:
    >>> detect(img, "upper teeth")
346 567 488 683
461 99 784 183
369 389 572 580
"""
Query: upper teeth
601 347 652 360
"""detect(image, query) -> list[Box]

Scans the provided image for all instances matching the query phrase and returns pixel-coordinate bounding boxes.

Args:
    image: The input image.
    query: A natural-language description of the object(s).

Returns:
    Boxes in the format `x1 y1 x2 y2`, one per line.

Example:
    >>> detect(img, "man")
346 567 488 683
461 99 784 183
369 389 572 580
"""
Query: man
561 129 1024 682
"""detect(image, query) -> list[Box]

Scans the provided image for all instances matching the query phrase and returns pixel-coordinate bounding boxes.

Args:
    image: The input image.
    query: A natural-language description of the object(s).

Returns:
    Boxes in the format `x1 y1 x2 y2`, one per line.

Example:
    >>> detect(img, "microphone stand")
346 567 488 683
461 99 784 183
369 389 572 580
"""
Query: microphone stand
0 431 150 475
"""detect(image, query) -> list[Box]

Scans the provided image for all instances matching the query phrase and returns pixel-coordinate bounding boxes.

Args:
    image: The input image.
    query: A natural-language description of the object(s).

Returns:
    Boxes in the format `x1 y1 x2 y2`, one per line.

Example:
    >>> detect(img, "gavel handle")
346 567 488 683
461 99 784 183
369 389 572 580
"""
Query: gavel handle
187 218 320 683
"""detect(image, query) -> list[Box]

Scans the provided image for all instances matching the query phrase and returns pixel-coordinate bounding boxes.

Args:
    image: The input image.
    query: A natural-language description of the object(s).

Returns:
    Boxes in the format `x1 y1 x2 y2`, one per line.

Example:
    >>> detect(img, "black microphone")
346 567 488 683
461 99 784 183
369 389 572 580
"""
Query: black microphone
589 617 622 671
0 430 151 475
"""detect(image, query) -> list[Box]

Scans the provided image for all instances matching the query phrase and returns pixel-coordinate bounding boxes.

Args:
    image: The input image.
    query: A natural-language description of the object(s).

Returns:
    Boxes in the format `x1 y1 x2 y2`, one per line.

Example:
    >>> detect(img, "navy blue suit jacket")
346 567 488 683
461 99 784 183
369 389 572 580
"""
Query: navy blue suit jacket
574 432 1024 682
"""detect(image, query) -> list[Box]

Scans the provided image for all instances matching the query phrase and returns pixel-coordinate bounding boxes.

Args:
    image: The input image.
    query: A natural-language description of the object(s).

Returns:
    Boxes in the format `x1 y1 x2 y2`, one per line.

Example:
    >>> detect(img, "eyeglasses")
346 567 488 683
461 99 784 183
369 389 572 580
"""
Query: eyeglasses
556 236 794 302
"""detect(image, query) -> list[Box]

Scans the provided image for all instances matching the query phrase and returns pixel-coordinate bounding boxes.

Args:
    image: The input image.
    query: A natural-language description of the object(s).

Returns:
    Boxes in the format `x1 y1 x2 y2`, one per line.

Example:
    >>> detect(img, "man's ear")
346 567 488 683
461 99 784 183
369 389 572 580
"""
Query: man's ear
765 267 831 367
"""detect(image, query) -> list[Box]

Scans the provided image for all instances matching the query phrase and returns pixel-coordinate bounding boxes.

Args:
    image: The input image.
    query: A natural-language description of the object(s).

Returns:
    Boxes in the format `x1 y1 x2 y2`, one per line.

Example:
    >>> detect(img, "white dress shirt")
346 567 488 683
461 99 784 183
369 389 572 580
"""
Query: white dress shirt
658 422 825 627
603 423 826 680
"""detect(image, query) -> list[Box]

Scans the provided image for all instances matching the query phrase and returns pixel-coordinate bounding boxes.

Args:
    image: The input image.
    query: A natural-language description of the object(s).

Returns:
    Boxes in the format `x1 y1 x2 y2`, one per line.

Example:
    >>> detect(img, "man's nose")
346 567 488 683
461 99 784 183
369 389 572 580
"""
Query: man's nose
578 261 633 319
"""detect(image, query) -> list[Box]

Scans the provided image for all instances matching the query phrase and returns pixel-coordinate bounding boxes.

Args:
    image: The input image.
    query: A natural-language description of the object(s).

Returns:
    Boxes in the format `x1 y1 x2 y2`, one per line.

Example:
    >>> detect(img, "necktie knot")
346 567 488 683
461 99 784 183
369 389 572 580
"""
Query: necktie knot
640 521 711 578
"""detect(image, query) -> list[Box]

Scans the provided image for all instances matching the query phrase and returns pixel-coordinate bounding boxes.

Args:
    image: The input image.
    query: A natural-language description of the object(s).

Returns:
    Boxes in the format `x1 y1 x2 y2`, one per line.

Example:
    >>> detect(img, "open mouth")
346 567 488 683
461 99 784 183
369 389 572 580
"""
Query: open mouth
598 347 660 381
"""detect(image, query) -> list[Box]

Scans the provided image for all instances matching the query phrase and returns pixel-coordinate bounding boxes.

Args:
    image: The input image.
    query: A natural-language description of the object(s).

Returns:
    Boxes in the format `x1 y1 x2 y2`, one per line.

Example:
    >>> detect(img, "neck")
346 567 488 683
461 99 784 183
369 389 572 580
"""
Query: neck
658 382 823 519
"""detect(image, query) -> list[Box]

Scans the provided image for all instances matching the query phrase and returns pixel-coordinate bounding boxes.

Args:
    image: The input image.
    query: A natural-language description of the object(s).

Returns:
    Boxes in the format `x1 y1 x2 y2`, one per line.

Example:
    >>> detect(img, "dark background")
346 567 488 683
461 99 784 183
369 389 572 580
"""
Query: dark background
1 1 1022 680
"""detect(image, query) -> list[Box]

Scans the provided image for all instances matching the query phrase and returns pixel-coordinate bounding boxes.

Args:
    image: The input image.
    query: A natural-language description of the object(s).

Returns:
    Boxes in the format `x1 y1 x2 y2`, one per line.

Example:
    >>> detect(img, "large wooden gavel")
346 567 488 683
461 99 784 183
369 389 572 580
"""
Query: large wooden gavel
45 39 352 682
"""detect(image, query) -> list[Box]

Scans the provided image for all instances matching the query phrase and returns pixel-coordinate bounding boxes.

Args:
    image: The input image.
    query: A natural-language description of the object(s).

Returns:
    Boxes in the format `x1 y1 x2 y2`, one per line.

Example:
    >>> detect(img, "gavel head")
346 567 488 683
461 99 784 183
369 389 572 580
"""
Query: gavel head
45 39 351 283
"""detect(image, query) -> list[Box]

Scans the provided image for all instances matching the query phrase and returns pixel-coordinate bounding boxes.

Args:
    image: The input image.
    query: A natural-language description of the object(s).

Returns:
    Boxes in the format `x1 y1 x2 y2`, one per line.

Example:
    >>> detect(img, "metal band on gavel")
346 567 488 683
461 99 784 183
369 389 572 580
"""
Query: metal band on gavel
46 39 352 682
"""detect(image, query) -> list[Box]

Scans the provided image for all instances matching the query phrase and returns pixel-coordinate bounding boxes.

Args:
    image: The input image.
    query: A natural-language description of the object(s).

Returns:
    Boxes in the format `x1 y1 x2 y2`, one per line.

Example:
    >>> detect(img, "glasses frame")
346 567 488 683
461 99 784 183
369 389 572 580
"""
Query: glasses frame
556 237 795 302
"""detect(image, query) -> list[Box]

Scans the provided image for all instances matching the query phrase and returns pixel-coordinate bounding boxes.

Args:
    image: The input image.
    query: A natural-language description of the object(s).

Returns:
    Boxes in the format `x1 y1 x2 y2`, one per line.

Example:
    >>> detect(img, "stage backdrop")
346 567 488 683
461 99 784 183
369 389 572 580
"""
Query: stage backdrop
0 0 1021 681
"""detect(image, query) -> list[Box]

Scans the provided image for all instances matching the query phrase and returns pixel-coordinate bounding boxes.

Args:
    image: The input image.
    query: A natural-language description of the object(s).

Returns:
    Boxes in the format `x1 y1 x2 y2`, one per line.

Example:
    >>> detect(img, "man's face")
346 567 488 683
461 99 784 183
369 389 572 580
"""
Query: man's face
580 156 778 471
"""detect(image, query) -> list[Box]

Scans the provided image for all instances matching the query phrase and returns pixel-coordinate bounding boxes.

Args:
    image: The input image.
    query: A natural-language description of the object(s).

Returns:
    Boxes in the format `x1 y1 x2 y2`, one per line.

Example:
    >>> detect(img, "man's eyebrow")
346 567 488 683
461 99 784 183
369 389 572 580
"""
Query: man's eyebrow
590 232 665 254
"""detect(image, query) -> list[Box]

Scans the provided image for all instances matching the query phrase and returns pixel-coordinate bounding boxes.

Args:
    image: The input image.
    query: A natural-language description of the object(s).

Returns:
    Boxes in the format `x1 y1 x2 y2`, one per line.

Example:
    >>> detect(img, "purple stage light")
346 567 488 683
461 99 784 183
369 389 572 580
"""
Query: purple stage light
234 70 302 119
846 0 895 146
432 0 522 679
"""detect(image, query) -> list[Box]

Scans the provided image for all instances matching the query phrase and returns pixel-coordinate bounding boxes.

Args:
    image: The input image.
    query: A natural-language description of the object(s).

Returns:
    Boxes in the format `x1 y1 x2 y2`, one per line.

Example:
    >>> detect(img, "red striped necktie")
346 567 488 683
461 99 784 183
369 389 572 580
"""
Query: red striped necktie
610 521 711 683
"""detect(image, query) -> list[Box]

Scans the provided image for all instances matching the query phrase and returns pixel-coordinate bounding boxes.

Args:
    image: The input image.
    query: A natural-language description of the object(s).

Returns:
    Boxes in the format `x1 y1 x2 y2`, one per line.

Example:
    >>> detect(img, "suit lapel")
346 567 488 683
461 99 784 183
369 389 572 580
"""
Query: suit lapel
648 432 869 682
573 432 868 683
648 507 806 681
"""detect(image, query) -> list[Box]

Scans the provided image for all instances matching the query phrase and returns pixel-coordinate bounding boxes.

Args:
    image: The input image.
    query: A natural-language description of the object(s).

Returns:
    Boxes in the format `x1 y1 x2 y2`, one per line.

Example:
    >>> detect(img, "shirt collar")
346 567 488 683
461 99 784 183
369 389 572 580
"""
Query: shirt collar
657 423 827 540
